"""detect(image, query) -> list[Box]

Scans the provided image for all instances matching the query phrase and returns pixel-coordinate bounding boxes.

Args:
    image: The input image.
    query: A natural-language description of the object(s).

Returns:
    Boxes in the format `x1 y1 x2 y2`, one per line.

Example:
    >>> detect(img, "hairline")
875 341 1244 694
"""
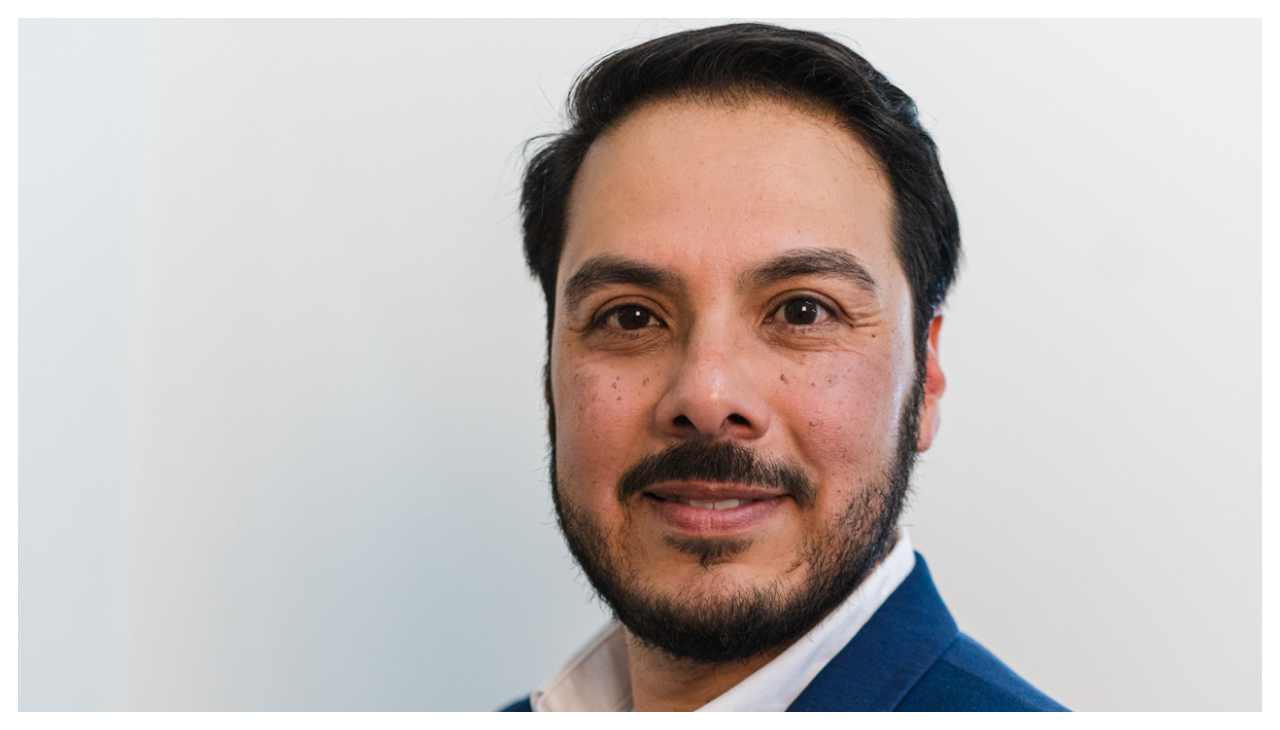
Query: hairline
588 84 891 191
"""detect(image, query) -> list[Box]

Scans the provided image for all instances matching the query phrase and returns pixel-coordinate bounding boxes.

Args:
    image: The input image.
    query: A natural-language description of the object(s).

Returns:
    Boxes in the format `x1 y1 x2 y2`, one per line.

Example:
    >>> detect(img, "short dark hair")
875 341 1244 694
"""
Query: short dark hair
521 22 960 413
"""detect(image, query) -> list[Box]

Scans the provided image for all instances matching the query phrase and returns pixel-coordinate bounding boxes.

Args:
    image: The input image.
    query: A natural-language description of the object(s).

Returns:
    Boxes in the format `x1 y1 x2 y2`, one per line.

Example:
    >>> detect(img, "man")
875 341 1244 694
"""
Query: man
503 23 1066 712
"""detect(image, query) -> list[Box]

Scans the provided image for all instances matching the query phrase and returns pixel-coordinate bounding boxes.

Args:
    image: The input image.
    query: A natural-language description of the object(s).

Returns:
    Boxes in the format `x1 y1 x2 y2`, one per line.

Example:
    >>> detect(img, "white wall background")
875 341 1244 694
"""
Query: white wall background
19 19 1259 711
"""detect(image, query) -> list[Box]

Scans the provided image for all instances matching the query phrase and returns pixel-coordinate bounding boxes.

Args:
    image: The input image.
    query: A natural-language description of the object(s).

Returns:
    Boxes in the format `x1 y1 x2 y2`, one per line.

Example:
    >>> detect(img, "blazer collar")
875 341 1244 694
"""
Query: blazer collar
786 553 958 711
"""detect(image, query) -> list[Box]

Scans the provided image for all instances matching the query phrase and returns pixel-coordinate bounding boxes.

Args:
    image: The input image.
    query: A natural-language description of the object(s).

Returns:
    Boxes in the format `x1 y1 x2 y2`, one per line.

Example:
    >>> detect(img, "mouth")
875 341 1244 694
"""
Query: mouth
658 497 761 510
641 481 789 534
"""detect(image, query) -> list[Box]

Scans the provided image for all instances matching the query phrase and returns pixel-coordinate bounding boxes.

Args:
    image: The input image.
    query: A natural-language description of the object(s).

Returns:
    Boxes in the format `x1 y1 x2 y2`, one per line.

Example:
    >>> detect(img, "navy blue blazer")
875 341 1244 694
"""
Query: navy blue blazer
502 554 1067 712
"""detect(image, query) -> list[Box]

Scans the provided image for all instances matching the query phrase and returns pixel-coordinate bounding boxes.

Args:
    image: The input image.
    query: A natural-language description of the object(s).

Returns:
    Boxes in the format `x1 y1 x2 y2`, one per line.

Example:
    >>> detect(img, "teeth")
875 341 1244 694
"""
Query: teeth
680 498 747 509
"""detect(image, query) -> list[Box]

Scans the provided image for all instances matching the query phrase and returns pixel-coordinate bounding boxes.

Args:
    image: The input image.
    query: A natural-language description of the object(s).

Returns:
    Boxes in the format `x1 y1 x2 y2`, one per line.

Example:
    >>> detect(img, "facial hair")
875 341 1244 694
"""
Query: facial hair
549 376 924 664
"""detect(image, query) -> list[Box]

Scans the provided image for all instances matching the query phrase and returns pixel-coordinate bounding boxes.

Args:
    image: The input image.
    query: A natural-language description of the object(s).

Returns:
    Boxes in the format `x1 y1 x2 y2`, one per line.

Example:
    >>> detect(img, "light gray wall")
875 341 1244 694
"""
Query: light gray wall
19 19 1260 711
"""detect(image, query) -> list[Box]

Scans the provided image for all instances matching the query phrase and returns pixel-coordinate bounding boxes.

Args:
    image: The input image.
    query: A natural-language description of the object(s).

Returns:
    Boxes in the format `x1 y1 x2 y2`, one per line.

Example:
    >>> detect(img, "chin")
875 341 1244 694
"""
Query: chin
647 544 801 593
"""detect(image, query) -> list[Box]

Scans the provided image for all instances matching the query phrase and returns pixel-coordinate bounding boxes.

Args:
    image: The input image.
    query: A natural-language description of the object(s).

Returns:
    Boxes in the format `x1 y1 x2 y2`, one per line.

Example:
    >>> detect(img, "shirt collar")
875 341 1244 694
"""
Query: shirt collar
531 528 916 712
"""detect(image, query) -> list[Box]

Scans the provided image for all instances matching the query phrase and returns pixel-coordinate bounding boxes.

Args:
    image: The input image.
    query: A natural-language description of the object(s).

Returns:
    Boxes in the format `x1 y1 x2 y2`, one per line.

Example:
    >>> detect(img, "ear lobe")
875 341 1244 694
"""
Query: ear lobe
915 313 946 452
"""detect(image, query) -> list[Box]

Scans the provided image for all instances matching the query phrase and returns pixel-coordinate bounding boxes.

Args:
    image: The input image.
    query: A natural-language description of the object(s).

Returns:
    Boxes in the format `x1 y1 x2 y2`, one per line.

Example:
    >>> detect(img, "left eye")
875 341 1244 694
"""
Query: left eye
602 305 659 330
777 297 830 325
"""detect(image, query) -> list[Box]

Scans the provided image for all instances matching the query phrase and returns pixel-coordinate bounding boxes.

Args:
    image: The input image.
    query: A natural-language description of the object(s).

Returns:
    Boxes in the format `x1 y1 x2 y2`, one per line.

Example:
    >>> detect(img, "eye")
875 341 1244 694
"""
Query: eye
777 297 831 326
600 304 661 331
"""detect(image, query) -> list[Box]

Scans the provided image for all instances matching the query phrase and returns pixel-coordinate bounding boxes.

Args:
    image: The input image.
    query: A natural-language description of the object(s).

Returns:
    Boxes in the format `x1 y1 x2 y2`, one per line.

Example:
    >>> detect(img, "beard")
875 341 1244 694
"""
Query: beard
549 375 924 665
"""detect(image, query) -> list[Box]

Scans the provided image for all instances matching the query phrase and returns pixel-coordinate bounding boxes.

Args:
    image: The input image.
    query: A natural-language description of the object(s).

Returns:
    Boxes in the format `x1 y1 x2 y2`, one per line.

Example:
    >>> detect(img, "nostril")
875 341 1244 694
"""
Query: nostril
673 415 694 428
727 413 750 426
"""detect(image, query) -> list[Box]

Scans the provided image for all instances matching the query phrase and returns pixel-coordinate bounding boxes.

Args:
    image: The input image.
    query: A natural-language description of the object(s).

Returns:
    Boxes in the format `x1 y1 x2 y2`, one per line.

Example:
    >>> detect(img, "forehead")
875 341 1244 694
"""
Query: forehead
560 96 899 290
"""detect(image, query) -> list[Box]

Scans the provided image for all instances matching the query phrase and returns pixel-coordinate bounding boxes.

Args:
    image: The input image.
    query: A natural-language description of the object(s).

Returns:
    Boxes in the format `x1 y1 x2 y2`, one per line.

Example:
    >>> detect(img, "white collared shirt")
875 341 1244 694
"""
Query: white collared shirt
530 528 917 712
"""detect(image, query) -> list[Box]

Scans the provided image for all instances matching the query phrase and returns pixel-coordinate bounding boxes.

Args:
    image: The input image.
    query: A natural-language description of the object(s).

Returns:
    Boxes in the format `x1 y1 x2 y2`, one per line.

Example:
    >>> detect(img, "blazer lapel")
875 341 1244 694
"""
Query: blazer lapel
787 553 958 711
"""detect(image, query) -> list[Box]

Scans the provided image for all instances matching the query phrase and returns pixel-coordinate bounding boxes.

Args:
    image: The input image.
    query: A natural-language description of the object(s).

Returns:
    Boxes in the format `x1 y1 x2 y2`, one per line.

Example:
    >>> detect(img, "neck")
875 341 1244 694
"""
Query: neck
624 634 788 712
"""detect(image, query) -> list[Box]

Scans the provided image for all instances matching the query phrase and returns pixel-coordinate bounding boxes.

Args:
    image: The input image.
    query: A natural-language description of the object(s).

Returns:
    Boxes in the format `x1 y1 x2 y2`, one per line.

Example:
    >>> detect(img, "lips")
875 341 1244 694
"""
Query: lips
642 481 788 534
671 498 757 510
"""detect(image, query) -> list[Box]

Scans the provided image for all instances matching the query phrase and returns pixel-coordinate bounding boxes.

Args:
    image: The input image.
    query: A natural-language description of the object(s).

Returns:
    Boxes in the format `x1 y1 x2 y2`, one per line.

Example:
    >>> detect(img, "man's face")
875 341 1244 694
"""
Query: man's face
549 97 941 661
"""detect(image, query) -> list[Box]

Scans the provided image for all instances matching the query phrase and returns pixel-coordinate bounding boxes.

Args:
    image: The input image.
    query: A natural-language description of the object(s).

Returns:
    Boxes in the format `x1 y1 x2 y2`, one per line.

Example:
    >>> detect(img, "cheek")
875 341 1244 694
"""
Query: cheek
553 355 659 508
774 354 905 479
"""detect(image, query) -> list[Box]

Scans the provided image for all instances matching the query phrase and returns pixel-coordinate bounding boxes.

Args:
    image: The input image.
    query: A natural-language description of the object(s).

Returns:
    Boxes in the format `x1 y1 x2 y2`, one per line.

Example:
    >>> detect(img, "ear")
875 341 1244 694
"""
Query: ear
915 313 946 452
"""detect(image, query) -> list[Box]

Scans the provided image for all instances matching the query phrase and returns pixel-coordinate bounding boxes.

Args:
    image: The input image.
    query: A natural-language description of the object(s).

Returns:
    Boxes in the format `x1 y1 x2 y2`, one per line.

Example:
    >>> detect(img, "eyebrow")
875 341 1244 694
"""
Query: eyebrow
561 255 681 312
742 247 880 295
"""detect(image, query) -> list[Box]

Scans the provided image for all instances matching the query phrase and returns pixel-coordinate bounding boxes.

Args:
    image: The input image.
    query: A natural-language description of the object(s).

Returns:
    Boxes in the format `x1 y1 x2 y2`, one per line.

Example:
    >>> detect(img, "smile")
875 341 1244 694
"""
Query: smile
669 498 759 510
640 482 789 535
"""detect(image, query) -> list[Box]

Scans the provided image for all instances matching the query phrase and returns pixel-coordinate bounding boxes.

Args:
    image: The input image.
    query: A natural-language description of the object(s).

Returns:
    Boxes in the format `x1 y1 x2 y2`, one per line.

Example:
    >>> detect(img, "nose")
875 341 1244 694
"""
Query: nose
653 327 771 441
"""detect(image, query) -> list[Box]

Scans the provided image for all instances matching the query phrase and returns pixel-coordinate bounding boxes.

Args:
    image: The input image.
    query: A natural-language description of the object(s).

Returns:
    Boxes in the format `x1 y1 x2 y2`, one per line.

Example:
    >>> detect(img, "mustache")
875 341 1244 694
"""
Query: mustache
617 440 817 509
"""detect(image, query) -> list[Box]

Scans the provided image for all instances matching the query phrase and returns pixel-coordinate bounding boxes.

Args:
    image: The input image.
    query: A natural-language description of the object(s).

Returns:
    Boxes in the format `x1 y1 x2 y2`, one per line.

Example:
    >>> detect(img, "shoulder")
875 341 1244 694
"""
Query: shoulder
897 633 1068 712
788 552 1067 712
499 696 533 712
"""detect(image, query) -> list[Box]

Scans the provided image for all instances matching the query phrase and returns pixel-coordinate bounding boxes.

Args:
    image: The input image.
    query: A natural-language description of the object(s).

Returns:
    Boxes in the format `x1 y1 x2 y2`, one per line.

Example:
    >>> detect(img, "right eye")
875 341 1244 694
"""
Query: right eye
599 305 661 331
